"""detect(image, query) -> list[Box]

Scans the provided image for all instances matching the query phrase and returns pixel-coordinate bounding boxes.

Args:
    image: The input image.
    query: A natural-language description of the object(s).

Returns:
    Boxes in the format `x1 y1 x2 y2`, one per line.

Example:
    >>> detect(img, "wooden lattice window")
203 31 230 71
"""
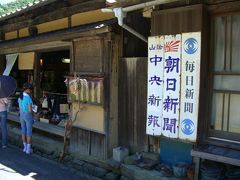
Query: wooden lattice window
209 14 240 142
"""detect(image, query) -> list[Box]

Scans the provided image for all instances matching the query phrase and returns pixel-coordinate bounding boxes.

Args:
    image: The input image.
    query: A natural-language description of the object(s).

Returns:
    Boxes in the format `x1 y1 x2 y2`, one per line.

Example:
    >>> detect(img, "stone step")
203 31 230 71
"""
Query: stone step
121 164 180 180
6 124 63 159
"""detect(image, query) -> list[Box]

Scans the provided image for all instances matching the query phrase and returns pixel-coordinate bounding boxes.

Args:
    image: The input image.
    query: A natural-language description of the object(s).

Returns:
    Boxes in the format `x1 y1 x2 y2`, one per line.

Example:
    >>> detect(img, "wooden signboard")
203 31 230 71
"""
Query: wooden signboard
147 32 201 142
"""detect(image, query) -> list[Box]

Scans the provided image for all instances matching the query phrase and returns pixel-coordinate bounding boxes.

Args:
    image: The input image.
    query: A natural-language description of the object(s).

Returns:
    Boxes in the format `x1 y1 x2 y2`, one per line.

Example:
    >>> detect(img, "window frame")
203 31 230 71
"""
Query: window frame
207 8 240 149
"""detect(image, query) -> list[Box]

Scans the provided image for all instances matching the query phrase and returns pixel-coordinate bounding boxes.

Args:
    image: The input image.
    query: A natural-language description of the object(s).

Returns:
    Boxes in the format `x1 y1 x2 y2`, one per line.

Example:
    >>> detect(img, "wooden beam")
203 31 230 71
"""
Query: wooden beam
191 149 240 167
0 26 111 54
208 1 240 13
69 0 105 15
68 0 90 6
1 20 32 33
207 0 237 5
0 41 71 55
193 156 201 180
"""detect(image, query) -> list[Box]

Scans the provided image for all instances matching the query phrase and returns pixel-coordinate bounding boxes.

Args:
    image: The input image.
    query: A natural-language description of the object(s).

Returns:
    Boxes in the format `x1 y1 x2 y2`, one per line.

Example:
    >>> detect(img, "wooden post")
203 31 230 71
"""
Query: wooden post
193 156 201 180
34 52 41 99
0 55 6 74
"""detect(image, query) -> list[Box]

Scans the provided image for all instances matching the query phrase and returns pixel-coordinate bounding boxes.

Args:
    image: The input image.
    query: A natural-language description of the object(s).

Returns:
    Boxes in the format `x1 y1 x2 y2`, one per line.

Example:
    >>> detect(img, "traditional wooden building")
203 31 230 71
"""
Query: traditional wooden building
0 0 121 160
116 1 240 179
109 0 240 178
1 0 240 179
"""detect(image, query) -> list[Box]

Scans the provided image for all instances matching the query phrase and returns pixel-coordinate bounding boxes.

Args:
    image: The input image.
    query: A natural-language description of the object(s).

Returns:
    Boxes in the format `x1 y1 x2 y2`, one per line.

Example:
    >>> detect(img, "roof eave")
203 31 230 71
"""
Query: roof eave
0 0 58 22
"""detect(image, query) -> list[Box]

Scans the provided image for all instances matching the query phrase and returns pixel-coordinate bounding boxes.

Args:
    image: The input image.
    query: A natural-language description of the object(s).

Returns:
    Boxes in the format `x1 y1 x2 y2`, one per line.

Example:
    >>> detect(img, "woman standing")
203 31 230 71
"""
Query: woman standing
18 83 34 154
0 98 8 148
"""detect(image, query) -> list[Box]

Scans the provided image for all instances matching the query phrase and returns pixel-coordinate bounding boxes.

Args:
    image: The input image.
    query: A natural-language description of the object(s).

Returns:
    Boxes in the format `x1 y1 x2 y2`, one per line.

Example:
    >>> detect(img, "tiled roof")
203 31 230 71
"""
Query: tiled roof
0 0 57 21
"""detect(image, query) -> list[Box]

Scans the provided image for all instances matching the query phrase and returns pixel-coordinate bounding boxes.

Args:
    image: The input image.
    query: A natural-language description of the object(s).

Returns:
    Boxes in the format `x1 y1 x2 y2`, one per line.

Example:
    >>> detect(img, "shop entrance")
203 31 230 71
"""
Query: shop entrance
37 49 70 125
39 50 69 94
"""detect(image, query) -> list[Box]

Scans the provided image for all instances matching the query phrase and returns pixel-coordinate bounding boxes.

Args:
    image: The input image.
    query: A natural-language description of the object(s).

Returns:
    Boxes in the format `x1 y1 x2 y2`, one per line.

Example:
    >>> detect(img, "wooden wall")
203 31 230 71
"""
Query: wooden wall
118 4 208 154
69 127 106 159
119 57 148 153
151 4 209 144
73 37 104 73
151 4 203 36
123 12 150 57
69 34 119 159
69 36 106 159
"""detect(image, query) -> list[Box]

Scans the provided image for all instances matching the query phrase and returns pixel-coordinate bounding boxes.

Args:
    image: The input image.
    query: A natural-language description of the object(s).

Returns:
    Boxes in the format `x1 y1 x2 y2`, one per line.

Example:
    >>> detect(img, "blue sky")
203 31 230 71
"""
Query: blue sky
1 0 16 5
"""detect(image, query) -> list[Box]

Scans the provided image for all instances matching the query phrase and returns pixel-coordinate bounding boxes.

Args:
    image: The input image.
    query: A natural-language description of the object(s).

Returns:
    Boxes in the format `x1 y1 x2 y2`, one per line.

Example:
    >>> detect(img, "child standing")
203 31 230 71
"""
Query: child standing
18 83 34 154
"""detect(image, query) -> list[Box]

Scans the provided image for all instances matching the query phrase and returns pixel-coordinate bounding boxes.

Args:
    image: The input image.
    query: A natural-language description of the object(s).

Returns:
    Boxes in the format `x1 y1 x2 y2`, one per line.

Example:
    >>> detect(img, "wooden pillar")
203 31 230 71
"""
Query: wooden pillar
193 156 201 180
0 55 6 75
70 41 74 73
106 34 120 157
34 52 41 99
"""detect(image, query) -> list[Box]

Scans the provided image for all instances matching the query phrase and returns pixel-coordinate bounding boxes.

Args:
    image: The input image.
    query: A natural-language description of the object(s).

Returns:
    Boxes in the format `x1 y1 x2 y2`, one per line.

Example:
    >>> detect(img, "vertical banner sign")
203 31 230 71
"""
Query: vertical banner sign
162 35 181 138
146 32 201 142
146 36 165 136
179 32 201 141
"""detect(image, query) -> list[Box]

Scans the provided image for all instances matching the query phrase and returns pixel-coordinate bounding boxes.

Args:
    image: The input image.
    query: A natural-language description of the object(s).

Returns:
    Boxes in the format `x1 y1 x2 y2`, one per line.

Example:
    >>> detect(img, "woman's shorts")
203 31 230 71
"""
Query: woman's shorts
20 112 33 136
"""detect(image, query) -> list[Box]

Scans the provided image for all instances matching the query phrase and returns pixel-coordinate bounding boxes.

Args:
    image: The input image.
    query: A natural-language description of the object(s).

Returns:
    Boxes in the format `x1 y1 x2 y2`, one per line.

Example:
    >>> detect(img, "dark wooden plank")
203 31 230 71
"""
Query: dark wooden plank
0 55 6 74
119 57 148 153
208 1 240 14
69 128 106 159
193 156 201 180
69 127 90 155
135 58 148 152
151 4 203 36
127 59 135 148
207 0 238 5
197 5 209 143
123 11 149 57
34 53 41 99
73 37 104 73
106 36 120 157
0 41 71 55
68 0 90 6
118 59 131 149
90 132 105 159
70 128 76 153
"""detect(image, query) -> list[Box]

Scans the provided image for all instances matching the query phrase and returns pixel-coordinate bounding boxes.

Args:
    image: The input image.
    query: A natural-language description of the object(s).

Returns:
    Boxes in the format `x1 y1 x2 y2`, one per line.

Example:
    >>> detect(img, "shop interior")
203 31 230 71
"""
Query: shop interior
9 49 70 126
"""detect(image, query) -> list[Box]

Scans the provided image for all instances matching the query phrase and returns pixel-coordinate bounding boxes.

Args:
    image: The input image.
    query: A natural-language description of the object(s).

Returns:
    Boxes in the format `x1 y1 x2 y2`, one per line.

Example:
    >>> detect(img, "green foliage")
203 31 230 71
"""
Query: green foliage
0 0 36 16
